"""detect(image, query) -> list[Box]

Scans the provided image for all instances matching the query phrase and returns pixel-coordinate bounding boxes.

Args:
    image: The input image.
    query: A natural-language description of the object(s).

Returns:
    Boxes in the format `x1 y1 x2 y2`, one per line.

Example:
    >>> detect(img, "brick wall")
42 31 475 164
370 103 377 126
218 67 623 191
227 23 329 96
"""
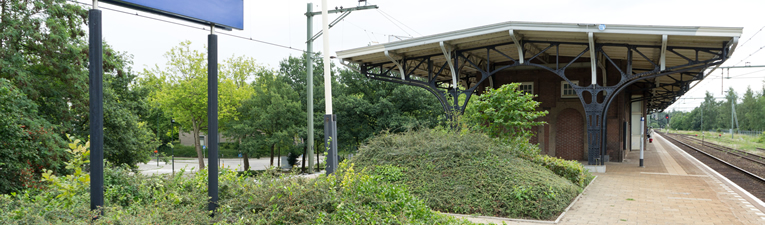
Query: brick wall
555 108 584 160
470 58 632 162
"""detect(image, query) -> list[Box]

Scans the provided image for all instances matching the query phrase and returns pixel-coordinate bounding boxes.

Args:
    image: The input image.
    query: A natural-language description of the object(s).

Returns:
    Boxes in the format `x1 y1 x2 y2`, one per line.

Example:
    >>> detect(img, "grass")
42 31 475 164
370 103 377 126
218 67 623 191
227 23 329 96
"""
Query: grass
666 130 765 156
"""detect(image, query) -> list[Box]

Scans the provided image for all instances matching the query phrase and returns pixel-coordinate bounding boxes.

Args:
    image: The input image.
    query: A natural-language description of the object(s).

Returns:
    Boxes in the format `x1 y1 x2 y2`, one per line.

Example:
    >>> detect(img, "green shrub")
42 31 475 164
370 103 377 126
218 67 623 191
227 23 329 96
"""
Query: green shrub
464 83 548 139
350 128 583 220
0 78 68 194
0 137 475 224
528 154 594 188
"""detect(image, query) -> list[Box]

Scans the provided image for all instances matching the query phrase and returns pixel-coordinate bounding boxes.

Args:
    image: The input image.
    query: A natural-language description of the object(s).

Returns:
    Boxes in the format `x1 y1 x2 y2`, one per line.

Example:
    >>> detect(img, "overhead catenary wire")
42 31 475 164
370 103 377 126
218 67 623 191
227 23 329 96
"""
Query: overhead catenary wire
737 26 765 49
68 0 305 53
376 10 412 37
732 45 765 67
377 9 422 37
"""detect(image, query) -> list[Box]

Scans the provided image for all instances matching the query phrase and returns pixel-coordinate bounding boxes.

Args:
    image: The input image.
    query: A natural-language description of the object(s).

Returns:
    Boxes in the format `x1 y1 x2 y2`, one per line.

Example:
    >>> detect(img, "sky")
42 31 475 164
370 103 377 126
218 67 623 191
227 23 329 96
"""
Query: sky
78 0 765 112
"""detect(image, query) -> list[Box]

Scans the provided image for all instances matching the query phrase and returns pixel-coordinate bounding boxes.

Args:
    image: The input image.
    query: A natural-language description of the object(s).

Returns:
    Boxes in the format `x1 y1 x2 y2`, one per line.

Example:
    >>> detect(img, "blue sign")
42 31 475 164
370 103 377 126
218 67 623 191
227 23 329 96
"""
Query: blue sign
100 0 243 30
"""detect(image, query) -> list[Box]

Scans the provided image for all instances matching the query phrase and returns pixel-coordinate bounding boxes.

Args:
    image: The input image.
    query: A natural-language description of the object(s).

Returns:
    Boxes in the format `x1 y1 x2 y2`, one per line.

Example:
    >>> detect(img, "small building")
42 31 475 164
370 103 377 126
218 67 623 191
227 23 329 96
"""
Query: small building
337 21 742 164
178 129 234 147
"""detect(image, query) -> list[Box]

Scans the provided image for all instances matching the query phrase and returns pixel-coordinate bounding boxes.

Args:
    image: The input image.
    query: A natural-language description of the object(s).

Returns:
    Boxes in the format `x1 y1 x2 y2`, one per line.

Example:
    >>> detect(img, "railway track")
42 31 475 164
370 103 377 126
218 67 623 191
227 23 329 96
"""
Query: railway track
659 132 765 202
676 136 765 166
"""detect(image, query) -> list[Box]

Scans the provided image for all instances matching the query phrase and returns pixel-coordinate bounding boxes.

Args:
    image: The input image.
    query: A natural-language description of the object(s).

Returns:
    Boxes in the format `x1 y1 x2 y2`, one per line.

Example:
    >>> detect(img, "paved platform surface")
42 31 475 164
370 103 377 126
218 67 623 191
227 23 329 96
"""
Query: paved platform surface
468 132 765 225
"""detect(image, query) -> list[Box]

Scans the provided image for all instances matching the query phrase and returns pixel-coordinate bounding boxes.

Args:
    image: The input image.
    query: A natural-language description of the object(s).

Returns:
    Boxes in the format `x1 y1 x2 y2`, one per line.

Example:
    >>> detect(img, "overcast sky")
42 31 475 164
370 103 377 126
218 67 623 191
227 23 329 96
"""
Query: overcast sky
81 0 765 112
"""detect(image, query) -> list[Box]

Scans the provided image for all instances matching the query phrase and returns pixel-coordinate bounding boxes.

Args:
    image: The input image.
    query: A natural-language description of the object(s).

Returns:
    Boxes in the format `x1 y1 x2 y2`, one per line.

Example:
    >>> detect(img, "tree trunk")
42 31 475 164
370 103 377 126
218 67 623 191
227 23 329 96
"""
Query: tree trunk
270 143 275 166
240 137 249 171
302 145 306 173
192 120 205 169
243 152 250 171
277 145 281 168
316 142 320 171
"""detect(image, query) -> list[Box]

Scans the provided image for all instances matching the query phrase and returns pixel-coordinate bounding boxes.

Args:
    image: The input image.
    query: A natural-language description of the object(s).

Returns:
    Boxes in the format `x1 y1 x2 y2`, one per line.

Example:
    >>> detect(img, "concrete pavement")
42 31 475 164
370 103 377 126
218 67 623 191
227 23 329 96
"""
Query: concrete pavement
137 155 321 175
458 132 765 224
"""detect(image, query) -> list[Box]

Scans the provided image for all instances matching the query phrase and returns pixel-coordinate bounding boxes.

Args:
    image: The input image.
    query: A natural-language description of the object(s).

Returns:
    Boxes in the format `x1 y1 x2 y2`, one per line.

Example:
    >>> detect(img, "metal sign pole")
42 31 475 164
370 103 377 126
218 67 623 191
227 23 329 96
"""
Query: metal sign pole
89 0 104 214
640 117 645 167
207 24 219 213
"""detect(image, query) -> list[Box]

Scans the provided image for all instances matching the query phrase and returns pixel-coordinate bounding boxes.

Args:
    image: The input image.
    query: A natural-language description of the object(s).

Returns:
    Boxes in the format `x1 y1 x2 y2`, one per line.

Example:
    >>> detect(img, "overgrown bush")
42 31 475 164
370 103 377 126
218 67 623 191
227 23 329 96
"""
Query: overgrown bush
0 78 68 194
528 154 593 188
464 83 548 139
0 137 475 224
350 128 585 220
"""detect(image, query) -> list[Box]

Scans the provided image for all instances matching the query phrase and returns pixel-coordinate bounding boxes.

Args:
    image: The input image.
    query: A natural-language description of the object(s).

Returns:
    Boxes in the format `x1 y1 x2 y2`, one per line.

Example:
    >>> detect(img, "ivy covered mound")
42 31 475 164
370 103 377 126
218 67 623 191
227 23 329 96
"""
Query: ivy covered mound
349 129 592 220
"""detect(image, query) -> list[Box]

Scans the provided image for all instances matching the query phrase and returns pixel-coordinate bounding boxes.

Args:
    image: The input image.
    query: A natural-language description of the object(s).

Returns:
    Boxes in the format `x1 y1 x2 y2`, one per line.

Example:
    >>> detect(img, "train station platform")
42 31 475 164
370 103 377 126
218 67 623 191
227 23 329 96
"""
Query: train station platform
469 132 765 224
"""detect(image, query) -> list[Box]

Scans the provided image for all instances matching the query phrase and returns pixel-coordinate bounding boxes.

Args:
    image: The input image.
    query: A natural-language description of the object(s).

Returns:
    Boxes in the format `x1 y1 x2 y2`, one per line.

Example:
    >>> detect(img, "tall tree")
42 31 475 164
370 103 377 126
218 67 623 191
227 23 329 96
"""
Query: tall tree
738 86 757 131
1 0 157 179
142 41 251 169
220 55 264 170
236 70 305 168
278 53 336 156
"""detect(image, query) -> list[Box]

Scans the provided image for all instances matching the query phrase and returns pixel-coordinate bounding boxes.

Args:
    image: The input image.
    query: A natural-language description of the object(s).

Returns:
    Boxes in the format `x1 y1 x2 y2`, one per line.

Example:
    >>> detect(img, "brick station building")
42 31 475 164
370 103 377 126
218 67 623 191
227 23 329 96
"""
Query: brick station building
337 21 742 164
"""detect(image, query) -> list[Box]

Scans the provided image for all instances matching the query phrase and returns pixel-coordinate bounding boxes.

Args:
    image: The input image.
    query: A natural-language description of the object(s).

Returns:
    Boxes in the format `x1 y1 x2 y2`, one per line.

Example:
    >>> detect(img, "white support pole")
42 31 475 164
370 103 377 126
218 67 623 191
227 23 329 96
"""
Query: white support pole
93 0 98 9
384 50 405 80
321 0 332 115
509 30 524 64
640 117 645 167
588 32 596 86
439 41 458 90
660 34 667 71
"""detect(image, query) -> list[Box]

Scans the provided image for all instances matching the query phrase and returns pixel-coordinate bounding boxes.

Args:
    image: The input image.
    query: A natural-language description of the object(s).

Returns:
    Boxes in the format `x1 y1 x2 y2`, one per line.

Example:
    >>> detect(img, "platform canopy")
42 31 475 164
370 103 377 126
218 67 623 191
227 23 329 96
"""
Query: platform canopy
337 21 742 113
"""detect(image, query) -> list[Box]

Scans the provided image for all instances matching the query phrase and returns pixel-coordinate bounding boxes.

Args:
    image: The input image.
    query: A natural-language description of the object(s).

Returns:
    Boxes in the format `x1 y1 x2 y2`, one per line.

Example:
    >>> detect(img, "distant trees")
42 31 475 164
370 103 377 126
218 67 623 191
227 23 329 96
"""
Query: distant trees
662 85 765 132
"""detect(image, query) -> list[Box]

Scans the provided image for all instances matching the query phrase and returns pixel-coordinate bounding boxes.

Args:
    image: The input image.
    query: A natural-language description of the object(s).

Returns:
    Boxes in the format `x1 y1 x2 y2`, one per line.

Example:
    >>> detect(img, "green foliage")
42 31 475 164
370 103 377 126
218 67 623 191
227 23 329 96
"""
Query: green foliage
668 87 765 132
334 67 443 152
527 154 594 188
40 135 90 206
369 164 407 183
1 0 156 192
350 128 583 219
141 41 255 168
234 69 305 166
0 0 90 133
0 78 68 194
0 137 474 224
464 83 548 139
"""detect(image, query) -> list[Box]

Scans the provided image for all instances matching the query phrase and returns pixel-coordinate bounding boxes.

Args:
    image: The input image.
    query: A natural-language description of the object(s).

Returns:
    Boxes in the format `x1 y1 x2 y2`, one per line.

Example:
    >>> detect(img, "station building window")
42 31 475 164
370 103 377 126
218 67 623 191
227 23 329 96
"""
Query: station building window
561 80 579 98
517 82 534 95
